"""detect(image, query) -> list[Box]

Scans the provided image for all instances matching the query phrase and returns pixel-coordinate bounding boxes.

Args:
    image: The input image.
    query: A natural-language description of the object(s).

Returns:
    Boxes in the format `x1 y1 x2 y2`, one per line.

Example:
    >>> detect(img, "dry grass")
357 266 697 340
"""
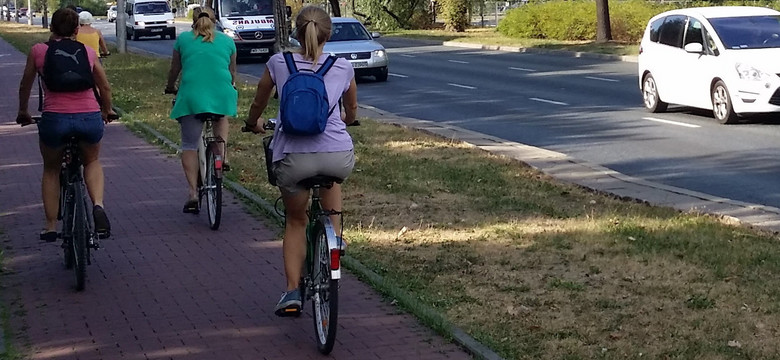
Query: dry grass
3 21 780 360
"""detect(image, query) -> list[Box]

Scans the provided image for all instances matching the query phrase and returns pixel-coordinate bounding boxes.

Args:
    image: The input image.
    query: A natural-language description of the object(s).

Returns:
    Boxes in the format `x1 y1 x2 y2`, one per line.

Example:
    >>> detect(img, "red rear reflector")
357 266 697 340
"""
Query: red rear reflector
330 249 340 270
214 156 223 170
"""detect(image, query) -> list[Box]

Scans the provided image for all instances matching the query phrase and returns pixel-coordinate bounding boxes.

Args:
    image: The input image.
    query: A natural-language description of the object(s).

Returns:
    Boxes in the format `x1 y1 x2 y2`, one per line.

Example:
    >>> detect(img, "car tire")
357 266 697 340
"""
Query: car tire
126 29 131 40
375 66 388 82
169 31 176 40
712 80 739 124
132 30 139 41
642 73 667 113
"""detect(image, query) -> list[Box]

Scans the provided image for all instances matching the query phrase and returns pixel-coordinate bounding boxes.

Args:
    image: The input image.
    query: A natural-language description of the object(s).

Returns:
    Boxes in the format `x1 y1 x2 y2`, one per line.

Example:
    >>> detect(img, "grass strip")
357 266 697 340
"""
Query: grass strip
5 21 780 360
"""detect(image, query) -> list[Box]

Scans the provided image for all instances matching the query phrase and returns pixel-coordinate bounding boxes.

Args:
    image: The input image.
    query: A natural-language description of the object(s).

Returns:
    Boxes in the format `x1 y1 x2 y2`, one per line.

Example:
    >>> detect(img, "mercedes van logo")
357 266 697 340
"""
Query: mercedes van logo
254 31 263 39
350 53 357 60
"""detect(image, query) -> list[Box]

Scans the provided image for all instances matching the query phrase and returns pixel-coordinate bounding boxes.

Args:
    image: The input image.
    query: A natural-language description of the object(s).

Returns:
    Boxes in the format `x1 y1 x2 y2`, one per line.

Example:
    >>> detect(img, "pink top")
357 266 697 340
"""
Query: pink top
31 41 101 113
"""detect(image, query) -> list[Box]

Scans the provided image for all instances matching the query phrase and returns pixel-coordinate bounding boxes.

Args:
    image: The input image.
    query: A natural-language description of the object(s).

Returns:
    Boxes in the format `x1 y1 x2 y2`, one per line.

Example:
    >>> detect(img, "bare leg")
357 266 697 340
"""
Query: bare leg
282 189 310 291
40 142 64 232
181 150 199 200
79 142 104 207
215 117 229 163
320 183 343 237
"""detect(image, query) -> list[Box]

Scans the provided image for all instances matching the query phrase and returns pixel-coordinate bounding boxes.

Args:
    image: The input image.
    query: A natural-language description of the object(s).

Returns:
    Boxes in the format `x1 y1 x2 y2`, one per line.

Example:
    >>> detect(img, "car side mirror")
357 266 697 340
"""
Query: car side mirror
684 42 704 54
285 5 291 18
371 32 380 38
172 7 177 13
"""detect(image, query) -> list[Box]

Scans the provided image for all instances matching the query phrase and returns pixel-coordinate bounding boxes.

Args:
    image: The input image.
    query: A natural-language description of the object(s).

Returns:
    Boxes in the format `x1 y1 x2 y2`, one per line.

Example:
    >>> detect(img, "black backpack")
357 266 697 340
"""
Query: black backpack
42 39 94 92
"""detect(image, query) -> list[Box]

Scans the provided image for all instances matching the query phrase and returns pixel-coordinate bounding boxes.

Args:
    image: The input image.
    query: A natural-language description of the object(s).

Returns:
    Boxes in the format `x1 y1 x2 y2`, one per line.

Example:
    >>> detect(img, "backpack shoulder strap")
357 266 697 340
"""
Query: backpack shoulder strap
316 55 338 76
282 52 298 74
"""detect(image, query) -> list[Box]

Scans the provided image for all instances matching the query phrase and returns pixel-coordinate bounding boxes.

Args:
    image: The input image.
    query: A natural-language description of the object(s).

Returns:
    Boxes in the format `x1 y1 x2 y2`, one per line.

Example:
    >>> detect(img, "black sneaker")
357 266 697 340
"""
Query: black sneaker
274 289 302 317
93 205 111 239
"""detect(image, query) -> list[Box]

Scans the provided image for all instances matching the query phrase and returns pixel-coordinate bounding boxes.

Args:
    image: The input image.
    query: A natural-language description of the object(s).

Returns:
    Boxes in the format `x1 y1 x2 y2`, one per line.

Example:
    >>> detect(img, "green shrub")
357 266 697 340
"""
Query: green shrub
440 0 469 31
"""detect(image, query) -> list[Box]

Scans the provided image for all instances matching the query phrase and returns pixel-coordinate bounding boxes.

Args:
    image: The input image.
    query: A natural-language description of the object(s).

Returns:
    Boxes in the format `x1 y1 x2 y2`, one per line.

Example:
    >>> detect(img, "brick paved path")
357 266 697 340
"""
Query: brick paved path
0 38 471 360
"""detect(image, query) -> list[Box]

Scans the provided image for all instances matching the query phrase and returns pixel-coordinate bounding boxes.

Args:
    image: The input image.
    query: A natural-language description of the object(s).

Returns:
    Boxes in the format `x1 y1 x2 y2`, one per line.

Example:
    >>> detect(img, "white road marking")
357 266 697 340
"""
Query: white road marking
585 76 619 82
529 97 568 106
448 83 476 90
400 54 416 58
448 59 469 64
643 117 700 128
509 67 536 72
389 73 408 78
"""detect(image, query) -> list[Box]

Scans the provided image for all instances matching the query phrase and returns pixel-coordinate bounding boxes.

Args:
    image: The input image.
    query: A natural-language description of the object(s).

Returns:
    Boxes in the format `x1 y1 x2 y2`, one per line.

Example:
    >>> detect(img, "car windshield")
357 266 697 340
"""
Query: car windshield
329 22 371 41
134 2 170 14
709 15 780 49
220 0 272 17
110 6 116 10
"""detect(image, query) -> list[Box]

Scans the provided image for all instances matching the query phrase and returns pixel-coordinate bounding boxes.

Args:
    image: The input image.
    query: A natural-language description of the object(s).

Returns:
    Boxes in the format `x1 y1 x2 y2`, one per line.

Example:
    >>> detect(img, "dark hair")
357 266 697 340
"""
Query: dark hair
51 8 79 37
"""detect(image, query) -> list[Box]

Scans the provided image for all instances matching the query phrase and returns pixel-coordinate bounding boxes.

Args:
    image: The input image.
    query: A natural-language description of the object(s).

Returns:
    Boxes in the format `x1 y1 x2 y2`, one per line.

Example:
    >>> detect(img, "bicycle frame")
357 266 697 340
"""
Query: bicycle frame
304 186 343 283
59 139 95 254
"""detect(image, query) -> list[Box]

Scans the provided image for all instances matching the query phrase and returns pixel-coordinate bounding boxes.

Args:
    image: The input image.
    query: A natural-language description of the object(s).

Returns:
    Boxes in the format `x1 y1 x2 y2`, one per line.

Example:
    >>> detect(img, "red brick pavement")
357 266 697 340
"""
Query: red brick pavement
0 38 472 360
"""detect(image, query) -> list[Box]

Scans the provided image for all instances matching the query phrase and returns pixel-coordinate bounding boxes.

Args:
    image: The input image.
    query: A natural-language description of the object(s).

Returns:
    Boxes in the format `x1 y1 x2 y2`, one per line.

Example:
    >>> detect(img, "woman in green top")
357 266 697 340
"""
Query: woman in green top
165 6 237 213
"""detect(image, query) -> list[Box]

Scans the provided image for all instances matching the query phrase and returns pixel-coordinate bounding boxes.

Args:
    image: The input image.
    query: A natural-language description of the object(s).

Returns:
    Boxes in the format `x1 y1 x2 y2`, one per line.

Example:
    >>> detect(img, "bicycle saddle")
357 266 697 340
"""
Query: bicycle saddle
194 113 223 121
298 175 343 189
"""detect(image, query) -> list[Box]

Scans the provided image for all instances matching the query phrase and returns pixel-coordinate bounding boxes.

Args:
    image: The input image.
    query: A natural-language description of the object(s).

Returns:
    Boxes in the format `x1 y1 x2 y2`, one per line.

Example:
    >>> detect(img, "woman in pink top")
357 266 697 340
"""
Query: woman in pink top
16 8 117 242
244 6 358 316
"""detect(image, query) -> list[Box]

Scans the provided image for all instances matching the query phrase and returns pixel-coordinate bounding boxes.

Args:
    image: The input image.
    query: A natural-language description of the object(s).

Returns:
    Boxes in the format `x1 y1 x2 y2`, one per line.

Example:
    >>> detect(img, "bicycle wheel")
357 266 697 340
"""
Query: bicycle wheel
205 146 222 230
72 183 88 291
62 186 74 270
311 218 338 354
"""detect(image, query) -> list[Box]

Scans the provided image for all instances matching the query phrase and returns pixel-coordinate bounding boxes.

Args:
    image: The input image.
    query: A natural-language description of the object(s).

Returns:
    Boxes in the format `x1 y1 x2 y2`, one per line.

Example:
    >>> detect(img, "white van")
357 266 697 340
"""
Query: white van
201 0 282 58
125 0 176 41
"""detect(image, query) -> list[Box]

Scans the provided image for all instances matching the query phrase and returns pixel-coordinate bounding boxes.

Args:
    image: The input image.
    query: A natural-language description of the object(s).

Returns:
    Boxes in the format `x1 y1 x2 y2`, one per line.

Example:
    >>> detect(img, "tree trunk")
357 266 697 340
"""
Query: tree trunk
328 0 340 17
273 0 289 52
595 0 611 43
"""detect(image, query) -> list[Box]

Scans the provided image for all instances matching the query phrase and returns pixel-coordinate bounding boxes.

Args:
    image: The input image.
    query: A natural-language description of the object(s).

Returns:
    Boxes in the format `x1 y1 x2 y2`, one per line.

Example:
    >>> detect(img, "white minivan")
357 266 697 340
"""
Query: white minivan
638 6 780 124
125 0 176 41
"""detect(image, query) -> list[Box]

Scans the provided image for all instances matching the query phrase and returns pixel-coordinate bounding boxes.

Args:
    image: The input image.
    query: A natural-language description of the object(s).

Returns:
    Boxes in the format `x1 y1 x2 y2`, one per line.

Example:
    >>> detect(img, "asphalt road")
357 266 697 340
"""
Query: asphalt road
29 17 780 210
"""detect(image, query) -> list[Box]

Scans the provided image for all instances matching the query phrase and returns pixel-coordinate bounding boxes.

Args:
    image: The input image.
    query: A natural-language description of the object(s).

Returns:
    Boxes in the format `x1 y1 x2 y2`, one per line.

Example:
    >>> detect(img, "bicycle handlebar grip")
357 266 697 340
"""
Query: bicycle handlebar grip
107 113 120 120
347 120 361 127
163 89 177 95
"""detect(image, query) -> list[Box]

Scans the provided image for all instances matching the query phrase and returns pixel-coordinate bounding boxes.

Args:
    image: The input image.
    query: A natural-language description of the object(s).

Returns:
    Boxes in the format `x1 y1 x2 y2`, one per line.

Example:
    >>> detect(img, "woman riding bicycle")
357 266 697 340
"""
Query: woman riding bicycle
165 7 237 213
244 5 358 315
16 7 116 241
76 11 109 59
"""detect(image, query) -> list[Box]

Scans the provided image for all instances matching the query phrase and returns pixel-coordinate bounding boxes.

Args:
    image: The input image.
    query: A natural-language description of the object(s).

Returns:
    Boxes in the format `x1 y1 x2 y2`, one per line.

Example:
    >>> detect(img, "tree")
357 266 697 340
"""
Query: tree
273 0 289 51
595 0 611 42
328 0 340 17
440 0 467 32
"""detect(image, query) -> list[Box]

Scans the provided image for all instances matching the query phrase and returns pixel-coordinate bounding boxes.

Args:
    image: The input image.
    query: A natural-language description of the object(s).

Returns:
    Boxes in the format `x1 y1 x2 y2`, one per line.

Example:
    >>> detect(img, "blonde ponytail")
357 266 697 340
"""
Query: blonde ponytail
295 6 331 66
192 7 216 42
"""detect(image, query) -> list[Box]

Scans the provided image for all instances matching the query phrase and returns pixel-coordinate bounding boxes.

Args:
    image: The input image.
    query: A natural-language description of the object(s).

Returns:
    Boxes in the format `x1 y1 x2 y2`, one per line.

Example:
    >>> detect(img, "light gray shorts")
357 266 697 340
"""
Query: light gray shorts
177 115 225 151
273 150 355 194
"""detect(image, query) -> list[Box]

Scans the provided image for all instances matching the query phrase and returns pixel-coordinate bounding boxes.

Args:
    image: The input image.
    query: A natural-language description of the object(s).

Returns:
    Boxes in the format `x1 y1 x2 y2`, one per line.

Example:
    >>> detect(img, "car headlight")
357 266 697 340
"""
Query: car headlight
135 21 145 27
166 19 174 24
373 49 386 58
223 28 238 39
736 63 771 81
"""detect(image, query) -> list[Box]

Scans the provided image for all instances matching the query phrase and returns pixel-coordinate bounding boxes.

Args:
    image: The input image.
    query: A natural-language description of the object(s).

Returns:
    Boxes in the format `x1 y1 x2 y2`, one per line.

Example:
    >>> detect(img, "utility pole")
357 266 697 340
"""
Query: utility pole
117 0 127 53
6 1 11 21
27 0 31 25
41 0 47 28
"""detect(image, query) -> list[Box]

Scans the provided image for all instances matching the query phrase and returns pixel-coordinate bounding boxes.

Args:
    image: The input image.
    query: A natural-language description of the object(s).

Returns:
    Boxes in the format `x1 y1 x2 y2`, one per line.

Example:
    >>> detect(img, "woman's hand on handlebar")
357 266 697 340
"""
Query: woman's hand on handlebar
242 118 266 134
164 86 178 95
102 109 119 124
16 110 34 127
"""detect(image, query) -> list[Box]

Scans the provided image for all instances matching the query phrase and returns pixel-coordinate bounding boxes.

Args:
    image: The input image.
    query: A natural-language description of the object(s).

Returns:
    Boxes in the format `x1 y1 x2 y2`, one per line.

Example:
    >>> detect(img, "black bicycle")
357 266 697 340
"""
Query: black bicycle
27 114 119 291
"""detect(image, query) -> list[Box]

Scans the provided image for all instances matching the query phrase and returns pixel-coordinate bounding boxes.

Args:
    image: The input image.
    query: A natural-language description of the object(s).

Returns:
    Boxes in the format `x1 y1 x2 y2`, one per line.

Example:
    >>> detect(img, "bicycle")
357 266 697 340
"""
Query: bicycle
25 113 119 291
242 118 359 354
165 90 225 230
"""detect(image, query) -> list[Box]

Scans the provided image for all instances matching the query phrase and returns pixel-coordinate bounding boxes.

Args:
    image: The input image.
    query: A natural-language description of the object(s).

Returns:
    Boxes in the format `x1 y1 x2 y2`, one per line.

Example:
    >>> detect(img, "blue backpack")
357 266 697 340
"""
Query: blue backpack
279 52 338 136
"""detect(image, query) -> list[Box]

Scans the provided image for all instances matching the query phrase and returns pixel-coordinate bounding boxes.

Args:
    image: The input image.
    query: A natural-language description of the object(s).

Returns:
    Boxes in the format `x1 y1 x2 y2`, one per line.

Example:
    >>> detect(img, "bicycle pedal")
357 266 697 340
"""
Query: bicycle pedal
96 231 111 240
275 306 302 317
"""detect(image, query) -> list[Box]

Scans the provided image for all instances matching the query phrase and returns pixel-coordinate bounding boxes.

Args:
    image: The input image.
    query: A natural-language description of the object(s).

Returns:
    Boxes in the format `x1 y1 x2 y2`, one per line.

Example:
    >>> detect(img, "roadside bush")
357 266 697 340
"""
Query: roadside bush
440 0 469 31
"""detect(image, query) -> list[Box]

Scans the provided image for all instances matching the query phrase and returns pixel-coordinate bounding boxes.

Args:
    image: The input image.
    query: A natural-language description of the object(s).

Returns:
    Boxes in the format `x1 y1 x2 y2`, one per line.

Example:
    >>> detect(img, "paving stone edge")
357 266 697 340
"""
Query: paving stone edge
124 119 506 360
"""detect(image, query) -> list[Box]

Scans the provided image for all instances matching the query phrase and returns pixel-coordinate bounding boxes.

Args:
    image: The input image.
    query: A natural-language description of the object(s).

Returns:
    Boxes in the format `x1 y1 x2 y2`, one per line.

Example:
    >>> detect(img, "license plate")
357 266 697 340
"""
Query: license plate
250 48 269 54
352 61 368 68
150 28 163 32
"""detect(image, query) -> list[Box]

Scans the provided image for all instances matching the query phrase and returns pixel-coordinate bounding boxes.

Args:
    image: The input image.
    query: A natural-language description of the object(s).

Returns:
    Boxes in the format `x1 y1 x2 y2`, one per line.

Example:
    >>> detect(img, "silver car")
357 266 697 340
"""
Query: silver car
291 17 389 82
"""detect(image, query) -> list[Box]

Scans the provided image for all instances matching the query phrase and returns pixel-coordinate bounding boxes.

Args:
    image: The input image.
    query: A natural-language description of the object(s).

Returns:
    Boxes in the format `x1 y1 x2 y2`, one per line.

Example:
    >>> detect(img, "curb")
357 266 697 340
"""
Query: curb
126 120 506 360
441 40 639 63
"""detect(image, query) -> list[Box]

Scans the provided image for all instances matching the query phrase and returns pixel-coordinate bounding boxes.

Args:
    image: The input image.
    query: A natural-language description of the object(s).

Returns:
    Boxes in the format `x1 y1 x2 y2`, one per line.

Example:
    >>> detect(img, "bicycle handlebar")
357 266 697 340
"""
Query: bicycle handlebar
20 113 119 127
240 119 360 133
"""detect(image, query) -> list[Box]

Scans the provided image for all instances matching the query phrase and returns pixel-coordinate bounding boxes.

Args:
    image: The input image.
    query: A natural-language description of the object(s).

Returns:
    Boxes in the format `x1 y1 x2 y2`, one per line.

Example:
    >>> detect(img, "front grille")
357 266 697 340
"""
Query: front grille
770 88 780 106
238 30 275 40
145 21 167 25
333 52 371 60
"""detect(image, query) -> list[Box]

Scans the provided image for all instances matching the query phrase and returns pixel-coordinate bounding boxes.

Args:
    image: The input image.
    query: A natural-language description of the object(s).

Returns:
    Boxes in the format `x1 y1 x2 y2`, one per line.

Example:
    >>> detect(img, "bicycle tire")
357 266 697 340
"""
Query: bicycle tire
72 183 88 291
62 185 74 270
205 146 222 230
311 218 338 354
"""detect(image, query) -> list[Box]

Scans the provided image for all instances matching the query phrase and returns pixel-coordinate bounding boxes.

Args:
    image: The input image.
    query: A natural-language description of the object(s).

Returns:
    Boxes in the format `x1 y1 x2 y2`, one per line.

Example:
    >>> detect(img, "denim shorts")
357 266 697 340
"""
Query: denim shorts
38 112 104 149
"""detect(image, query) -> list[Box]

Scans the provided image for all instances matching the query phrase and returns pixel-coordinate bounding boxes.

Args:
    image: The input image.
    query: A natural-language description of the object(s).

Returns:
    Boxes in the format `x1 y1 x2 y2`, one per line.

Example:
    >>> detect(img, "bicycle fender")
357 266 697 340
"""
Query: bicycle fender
320 216 342 280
